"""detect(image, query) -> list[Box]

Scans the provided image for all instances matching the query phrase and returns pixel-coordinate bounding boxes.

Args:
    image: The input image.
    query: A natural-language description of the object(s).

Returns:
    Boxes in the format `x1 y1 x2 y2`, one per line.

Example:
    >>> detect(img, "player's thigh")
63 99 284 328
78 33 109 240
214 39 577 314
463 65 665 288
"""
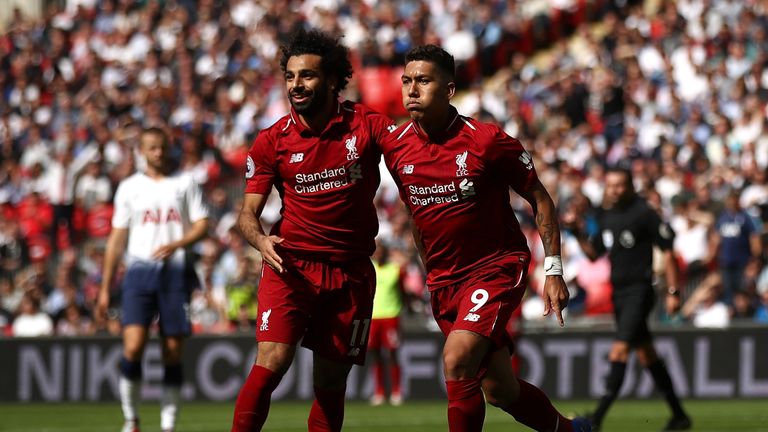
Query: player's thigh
449 282 526 349
121 262 162 329
304 260 375 366
443 329 493 379
256 264 314 346
123 324 149 360
313 352 353 390
481 346 520 407
158 262 193 337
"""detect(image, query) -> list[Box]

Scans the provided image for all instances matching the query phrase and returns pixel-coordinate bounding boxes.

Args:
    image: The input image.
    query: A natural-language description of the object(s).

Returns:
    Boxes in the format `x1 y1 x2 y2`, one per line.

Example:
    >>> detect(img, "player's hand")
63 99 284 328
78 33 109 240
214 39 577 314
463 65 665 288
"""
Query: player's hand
542 275 569 327
256 234 285 273
96 288 110 321
152 243 178 261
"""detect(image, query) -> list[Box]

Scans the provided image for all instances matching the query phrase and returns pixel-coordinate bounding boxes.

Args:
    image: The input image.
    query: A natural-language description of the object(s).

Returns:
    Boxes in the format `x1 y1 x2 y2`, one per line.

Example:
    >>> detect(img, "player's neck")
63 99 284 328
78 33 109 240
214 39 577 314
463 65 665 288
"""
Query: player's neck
416 108 453 142
297 99 336 133
144 165 168 180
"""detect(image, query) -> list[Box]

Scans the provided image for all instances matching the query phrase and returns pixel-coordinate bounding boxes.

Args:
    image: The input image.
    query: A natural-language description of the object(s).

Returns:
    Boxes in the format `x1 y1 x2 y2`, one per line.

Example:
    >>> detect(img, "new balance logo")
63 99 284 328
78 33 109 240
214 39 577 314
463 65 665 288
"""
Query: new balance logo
463 313 480 322
402 164 414 174
289 153 304 163
459 178 475 198
260 309 271 331
519 151 533 170
387 124 397 133
348 347 361 357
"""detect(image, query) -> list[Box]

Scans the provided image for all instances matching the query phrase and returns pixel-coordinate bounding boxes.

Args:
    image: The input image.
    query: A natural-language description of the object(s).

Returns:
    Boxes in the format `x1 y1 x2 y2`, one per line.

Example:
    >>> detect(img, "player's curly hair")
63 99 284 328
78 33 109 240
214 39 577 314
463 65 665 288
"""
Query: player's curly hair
279 28 352 97
405 45 456 80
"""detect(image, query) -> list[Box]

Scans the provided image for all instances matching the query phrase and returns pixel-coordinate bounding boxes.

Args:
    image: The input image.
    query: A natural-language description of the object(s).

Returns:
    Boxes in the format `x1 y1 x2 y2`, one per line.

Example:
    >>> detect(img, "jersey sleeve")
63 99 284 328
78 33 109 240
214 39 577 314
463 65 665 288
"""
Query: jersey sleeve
244 130 278 194
368 111 398 153
186 177 210 222
111 181 131 229
485 124 538 194
649 208 675 250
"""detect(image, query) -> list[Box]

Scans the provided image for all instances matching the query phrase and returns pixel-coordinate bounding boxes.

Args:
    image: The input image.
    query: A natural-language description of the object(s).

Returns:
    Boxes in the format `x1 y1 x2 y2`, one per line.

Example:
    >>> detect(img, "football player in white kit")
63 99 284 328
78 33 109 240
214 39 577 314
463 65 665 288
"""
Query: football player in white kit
97 127 209 432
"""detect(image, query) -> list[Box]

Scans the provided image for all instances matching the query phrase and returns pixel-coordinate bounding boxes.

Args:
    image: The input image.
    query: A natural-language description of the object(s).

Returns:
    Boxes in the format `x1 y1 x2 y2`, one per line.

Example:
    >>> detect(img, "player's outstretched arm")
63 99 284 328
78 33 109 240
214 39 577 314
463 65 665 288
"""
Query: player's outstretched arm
238 192 284 273
98 227 128 319
520 179 569 327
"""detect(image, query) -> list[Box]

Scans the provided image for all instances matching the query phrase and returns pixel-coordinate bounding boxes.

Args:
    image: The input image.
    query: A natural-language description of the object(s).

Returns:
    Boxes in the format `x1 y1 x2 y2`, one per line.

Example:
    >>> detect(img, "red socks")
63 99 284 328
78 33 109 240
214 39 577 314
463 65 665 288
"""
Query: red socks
503 379 572 432
391 365 401 396
231 365 281 432
308 386 346 432
446 378 485 432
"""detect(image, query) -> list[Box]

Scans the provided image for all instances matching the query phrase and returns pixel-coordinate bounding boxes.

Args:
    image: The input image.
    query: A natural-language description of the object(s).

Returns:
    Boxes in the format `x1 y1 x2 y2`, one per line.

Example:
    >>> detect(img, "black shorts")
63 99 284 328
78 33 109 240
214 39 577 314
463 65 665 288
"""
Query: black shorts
612 283 656 346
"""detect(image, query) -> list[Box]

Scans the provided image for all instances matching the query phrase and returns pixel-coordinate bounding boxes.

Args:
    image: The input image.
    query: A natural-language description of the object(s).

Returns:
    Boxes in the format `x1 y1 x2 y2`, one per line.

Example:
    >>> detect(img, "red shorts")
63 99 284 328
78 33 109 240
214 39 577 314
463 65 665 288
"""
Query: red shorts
430 256 527 349
256 253 375 365
368 317 401 350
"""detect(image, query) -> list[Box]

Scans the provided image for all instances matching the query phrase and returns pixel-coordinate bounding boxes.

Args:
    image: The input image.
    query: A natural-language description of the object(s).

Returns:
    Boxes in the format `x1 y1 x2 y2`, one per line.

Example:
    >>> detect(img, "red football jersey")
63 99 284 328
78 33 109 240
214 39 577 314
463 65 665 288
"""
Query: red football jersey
245 100 395 261
382 107 538 290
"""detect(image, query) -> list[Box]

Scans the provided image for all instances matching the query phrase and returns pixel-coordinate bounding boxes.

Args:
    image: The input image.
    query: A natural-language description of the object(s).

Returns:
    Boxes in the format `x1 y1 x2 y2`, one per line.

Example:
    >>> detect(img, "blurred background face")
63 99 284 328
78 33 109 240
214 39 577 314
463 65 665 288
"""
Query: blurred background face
284 54 333 117
603 171 631 208
139 131 168 172
401 60 453 123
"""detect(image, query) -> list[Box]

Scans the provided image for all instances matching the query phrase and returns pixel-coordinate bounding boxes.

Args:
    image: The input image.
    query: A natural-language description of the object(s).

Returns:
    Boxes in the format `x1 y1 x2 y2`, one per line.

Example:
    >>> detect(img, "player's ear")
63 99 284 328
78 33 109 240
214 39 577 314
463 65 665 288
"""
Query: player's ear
446 80 456 100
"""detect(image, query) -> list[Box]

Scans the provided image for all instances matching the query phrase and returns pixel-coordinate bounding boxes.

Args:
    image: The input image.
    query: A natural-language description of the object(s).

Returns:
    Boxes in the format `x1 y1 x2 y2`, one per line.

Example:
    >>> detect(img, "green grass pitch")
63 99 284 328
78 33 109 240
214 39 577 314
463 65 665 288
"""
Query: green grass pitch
1 400 766 431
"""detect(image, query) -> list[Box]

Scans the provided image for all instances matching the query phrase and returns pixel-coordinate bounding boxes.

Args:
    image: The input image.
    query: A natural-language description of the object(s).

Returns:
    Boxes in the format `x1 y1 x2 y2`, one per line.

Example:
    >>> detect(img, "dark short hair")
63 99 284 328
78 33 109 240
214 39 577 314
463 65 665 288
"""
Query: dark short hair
405 45 456 80
606 165 634 189
279 28 353 96
141 127 168 145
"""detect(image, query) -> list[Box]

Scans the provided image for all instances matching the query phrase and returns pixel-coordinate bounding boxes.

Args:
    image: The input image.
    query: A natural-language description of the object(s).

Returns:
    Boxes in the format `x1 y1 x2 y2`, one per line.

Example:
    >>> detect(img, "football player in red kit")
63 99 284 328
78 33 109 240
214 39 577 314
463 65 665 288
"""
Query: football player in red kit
381 44 592 432
231 28 395 432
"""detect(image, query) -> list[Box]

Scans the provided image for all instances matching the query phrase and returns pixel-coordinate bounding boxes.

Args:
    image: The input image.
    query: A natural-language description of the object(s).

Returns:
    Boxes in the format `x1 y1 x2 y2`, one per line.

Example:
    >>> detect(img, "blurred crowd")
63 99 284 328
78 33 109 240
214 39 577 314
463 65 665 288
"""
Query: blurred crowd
0 0 767 337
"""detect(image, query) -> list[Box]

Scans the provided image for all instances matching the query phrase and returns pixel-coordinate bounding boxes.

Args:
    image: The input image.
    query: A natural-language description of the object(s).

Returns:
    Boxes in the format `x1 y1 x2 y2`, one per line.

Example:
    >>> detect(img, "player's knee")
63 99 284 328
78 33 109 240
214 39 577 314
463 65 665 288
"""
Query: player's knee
256 343 295 375
608 343 629 362
442 348 476 379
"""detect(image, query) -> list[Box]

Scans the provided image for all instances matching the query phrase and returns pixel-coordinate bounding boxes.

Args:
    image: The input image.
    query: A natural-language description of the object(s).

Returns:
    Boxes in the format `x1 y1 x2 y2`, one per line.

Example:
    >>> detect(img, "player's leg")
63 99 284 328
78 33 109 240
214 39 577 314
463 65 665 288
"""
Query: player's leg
308 354 353 432
303 257 376 431
157 262 197 432
232 262 309 432
119 264 161 432
384 317 403 404
367 319 386 405
482 346 582 432
442 329 490 432
120 325 149 432
159 336 184 432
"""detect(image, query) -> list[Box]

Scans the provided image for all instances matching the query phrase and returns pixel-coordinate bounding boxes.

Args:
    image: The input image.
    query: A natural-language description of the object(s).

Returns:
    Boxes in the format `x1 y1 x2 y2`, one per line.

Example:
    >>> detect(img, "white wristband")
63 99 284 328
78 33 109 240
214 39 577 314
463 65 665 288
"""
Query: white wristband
544 255 563 276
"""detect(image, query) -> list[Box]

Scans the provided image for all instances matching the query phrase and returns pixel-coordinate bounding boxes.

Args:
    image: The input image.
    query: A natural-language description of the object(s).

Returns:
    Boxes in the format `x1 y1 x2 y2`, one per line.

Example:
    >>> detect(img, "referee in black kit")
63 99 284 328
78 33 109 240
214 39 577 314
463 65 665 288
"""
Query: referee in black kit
564 166 691 432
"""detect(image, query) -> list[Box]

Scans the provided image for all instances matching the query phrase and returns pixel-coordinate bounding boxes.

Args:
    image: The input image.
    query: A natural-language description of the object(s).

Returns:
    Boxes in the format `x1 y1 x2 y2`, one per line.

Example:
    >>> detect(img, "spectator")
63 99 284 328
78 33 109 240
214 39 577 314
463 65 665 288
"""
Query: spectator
12 293 54 337
709 191 762 305
56 302 94 336
681 273 731 328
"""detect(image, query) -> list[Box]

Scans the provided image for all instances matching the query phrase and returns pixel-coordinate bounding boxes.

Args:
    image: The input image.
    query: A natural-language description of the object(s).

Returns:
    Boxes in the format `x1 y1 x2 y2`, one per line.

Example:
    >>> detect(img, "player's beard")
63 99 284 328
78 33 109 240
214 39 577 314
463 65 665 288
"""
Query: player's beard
290 83 330 117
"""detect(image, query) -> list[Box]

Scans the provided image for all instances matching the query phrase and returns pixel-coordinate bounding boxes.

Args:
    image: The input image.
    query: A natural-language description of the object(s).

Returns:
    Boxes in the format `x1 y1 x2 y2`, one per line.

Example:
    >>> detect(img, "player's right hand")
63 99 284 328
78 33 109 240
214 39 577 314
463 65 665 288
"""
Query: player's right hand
96 289 110 321
256 235 285 273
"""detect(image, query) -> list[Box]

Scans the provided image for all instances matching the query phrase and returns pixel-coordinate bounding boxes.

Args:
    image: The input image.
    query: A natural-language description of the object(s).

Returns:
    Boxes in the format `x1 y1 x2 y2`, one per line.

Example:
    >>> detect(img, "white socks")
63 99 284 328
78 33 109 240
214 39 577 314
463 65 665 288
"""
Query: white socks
119 376 140 423
160 385 181 431
119 376 181 430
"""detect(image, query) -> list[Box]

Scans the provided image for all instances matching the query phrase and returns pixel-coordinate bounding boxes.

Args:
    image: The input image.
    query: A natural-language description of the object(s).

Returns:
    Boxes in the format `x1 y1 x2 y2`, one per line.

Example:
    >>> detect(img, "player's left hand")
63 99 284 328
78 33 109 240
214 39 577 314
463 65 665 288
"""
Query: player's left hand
542 275 569 327
152 243 178 261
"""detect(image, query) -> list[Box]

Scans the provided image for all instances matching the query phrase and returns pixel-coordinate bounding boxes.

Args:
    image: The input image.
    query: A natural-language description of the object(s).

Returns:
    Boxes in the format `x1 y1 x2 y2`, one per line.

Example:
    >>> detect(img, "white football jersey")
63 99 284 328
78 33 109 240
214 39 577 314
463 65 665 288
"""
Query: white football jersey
112 172 209 264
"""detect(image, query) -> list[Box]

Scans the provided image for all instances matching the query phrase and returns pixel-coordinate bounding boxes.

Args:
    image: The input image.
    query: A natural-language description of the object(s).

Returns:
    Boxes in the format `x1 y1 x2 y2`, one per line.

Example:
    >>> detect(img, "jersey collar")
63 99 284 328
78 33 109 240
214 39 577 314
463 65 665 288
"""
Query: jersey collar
288 100 346 137
411 105 462 143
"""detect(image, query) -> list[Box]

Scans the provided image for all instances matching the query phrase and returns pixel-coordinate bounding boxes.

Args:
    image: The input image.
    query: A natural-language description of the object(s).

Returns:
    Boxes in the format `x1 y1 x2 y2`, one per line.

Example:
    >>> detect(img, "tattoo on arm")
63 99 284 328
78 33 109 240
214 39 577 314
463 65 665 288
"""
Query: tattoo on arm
536 210 559 256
